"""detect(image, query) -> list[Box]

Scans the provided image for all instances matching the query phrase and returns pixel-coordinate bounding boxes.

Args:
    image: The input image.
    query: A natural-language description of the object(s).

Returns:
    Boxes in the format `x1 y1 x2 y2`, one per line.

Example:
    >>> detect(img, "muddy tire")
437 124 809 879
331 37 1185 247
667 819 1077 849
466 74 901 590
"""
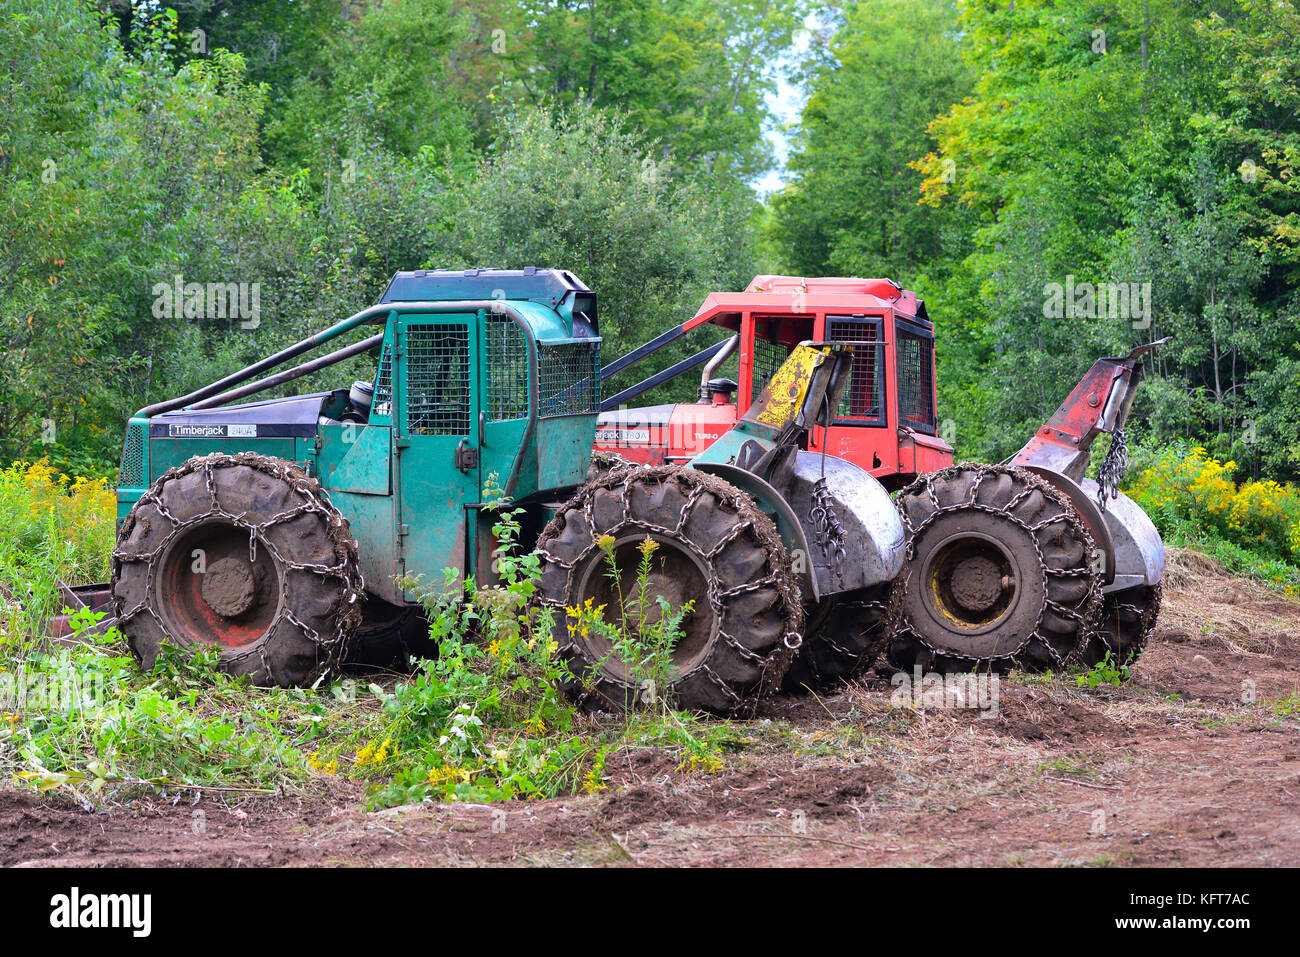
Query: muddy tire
886 464 1100 674
781 583 898 692
111 453 363 687
1079 582 1161 669
535 466 802 714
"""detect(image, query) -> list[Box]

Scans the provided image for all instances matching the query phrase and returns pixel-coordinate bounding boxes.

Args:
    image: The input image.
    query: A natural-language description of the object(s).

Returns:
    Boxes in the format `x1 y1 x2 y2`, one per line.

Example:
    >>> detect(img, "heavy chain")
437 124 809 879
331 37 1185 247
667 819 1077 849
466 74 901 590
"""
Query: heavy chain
535 465 803 712
809 476 847 572
1096 427 1129 513
1091 581 1162 662
112 453 363 685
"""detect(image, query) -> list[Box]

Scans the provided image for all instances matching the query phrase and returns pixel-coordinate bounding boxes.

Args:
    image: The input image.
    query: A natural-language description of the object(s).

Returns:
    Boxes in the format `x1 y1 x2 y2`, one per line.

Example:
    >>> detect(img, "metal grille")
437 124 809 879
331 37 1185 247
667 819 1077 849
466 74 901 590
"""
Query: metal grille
118 422 144 487
406 324 470 435
896 323 936 434
751 337 788 400
827 317 883 424
373 341 394 417
538 341 601 417
487 316 529 420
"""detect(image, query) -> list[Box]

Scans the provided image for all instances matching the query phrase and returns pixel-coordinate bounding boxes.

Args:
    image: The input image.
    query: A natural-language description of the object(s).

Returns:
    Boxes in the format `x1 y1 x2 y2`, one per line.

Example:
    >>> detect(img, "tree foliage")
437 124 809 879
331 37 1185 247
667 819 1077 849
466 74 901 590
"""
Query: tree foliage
775 0 1300 481
5 0 1300 488
1 0 773 469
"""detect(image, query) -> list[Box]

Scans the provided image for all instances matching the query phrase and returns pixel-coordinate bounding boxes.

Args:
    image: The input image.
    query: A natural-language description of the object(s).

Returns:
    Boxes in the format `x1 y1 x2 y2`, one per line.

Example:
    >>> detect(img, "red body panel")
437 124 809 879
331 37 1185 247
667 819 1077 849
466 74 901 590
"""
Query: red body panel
594 276 955 487
595 397 739 465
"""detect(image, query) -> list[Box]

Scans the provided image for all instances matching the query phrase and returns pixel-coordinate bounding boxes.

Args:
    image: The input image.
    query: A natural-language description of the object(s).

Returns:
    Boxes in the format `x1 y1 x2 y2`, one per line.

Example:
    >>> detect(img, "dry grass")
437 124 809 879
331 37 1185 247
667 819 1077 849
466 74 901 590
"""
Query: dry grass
1158 547 1297 656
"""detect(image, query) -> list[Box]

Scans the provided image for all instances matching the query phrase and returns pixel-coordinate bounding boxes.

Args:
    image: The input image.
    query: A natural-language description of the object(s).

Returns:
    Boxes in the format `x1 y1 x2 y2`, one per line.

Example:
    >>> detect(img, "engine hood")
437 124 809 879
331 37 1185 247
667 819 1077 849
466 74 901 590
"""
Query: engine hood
149 392 335 438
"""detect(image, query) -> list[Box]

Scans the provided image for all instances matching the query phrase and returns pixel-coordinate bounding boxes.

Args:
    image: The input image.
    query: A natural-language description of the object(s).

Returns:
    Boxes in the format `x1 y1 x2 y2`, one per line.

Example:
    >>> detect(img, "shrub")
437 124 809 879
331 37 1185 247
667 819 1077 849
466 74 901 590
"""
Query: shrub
1126 441 1300 589
0 459 116 647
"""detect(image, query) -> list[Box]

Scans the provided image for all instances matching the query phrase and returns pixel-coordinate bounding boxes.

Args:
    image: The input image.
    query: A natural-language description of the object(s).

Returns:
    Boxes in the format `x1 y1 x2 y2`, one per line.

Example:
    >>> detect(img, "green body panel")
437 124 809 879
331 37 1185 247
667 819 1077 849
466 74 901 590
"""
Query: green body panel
115 417 152 523
316 423 392 495
315 423 399 598
150 437 299 468
326 490 399 597
689 426 767 469
535 417 600 492
500 302 597 500
392 311 485 599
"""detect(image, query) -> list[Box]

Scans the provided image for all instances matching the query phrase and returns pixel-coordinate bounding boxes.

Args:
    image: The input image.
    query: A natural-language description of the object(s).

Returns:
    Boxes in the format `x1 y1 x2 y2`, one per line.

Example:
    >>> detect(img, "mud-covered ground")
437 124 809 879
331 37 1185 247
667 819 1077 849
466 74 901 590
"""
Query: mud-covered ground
3 549 1298 867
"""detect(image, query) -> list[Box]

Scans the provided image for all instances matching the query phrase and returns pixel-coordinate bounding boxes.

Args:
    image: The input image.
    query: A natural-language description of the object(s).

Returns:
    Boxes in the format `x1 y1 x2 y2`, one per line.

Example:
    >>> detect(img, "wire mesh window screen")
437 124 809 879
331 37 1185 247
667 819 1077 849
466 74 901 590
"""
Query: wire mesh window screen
486 317 530 420
538 341 601 417
751 332 788 401
118 422 144 487
896 323 936 434
406 324 471 435
827 317 883 424
373 341 394 417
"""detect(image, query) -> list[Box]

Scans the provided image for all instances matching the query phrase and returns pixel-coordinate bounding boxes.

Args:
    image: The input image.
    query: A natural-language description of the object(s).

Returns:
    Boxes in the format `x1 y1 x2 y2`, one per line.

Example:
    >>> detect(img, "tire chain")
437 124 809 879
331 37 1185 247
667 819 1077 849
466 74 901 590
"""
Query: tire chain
789 580 900 689
112 452 364 685
1089 581 1162 665
893 462 1103 671
809 476 847 572
535 465 803 713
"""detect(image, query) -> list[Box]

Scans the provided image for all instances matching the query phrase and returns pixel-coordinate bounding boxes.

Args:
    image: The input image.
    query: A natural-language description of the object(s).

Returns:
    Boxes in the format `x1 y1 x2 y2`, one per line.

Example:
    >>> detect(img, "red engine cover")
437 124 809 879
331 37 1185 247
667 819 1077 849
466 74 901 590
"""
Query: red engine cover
594 399 739 465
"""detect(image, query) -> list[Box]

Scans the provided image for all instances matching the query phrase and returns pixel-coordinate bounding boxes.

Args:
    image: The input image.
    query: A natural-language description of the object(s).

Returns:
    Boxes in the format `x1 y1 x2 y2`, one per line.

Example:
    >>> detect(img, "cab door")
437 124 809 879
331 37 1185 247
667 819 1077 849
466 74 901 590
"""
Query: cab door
394 313 482 591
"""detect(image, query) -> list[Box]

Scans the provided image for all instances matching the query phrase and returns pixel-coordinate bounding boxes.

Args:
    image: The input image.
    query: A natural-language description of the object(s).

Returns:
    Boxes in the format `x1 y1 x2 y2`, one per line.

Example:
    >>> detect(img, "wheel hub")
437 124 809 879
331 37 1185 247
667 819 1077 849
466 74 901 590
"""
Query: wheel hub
572 533 713 681
949 555 1007 614
905 516 1046 660
156 522 280 649
200 557 258 617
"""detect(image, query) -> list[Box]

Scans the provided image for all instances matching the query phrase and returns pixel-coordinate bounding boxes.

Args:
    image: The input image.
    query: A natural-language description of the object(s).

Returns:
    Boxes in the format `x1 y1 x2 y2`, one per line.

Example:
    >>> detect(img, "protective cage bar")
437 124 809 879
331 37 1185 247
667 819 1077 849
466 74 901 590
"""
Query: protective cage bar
373 341 394 416
486 315 530 421
539 339 602 417
895 316 937 435
405 323 472 436
751 335 788 401
826 316 886 426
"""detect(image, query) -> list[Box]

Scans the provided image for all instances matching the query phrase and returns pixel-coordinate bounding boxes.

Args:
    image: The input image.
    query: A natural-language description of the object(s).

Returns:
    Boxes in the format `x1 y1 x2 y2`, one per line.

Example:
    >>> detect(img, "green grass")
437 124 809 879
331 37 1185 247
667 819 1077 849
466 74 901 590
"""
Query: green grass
5 630 334 797
1 607 743 808
1162 524 1300 593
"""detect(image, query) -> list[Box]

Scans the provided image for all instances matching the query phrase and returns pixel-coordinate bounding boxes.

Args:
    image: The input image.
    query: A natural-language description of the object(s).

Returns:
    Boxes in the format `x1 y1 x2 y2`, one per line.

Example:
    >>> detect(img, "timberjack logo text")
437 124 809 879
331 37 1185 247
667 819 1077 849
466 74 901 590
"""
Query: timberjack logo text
50 887 152 938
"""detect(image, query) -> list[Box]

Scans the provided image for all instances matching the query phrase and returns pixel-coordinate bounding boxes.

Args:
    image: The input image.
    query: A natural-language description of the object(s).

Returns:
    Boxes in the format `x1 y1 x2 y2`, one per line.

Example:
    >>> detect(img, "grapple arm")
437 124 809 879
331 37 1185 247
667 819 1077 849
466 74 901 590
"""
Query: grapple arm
1009 338 1169 482
1010 338 1170 595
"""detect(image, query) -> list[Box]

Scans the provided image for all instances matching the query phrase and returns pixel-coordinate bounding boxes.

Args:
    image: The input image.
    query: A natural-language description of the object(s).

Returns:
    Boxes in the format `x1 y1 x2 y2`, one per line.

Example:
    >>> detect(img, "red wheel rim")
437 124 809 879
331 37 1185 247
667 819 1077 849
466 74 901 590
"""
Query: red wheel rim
156 521 281 649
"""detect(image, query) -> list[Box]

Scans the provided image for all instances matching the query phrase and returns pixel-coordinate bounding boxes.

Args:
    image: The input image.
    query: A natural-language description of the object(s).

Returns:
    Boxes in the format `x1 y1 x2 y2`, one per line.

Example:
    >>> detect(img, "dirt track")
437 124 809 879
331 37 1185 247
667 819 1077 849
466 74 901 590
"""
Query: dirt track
3 549 1298 867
